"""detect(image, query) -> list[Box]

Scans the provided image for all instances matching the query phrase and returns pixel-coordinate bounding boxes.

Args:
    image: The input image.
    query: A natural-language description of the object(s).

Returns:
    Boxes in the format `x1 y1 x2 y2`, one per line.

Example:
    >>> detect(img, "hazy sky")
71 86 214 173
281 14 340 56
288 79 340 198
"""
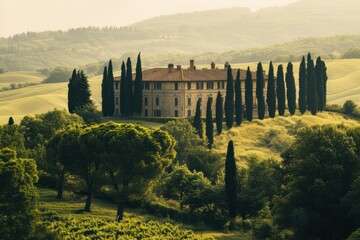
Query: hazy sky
0 0 298 38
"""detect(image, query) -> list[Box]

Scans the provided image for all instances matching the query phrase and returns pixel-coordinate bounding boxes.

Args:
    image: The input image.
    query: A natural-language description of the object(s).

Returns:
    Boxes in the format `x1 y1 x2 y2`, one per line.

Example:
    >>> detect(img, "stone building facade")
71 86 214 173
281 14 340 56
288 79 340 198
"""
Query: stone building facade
113 60 267 117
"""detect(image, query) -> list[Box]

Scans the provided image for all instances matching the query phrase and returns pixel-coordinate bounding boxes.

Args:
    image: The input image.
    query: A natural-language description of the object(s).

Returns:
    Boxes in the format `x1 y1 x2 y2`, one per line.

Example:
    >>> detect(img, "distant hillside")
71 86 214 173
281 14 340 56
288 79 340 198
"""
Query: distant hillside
1 0 360 71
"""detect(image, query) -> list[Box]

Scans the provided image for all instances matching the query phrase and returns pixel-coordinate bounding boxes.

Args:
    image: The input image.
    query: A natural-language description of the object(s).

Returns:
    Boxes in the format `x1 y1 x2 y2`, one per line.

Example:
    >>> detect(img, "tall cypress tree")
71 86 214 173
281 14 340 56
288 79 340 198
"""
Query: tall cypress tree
216 91 223 135
323 61 328 107
206 97 214 149
133 52 143 115
245 67 253 122
225 140 237 219
225 66 234 129
193 98 203 138
8 116 14 125
286 62 296 115
107 60 115 116
276 65 286 116
266 61 276 118
235 69 243 126
120 61 126 116
256 62 265 120
126 57 133 116
298 56 307 114
76 70 92 109
308 62 318 115
101 66 108 116
68 69 77 113
306 52 314 110
315 56 324 112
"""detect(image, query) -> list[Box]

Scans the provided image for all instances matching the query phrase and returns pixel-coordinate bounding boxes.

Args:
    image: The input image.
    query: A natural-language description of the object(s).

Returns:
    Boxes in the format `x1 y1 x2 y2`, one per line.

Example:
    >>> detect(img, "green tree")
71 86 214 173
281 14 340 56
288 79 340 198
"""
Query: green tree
0 148 39 240
193 98 203 138
133 52 143 115
235 69 243 125
306 52 314 110
107 60 115 116
276 65 286 116
315 56 325 112
225 140 237 218
215 91 223 134
8 116 14 125
42 67 72 83
256 62 265 120
343 100 357 114
125 57 133 116
101 66 108 116
225 66 234 129
323 61 328 107
266 61 276 118
298 56 307 114
245 67 253 121
0 124 26 157
68 69 77 113
308 63 318 115
273 125 360 240
285 62 296 115
120 61 126 115
206 97 213 149
74 103 102 124
68 69 92 113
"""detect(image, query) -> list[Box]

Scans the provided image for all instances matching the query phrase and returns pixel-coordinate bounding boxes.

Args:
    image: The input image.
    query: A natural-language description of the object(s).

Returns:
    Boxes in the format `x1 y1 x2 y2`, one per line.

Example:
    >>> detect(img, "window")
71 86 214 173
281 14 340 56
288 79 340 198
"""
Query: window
144 97 148 106
156 97 159 106
143 82 150 90
154 82 162 90
221 81 225 89
188 98 191 106
175 98 178 106
175 82 178 90
115 82 119 90
196 82 204 90
217 81 221 89
175 110 179 117
144 109 148 117
187 110 191 117
154 110 161 117
207 82 214 89
115 97 119 105
187 82 191 90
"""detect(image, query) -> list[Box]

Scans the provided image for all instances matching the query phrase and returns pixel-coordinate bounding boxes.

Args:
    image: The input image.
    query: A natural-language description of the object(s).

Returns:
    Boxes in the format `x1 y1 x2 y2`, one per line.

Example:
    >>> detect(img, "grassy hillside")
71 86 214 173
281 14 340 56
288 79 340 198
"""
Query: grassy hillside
0 71 43 87
1 0 360 71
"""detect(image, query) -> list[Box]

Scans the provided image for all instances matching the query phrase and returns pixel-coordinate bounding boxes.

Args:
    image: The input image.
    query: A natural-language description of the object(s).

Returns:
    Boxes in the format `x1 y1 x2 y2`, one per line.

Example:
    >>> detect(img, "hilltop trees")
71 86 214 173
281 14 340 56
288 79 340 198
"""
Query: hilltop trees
235 69 243 125
68 69 92 114
216 91 223 134
120 61 126 115
276 65 286 116
133 53 143 115
225 140 237 218
245 67 253 122
193 98 203 138
266 61 276 118
299 56 307 114
225 66 234 129
285 62 296 115
206 97 214 149
256 62 265 120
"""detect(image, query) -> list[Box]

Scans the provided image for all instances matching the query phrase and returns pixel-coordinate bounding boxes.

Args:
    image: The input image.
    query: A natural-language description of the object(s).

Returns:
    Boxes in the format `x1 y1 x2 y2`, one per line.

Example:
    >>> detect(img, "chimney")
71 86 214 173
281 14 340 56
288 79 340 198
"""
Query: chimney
168 63 174 72
190 59 195 70
211 62 215 70
224 62 230 69
177 65 182 70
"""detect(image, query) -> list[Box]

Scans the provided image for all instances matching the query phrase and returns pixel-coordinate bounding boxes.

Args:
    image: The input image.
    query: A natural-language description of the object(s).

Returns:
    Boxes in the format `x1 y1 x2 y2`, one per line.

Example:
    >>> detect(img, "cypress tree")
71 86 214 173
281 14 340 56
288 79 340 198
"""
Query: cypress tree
206 97 214 149
120 61 126 115
298 56 307 114
68 69 77 113
266 61 276 118
323 61 328 106
308 62 318 115
215 91 223 135
225 140 237 218
107 60 115 116
225 66 234 129
101 66 108 116
306 52 314 110
76 70 92 109
286 62 296 115
245 67 253 122
315 57 324 112
235 69 243 126
193 98 203 138
8 116 14 125
133 52 143 115
126 57 133 116
276 65 286 116
256 62 265 120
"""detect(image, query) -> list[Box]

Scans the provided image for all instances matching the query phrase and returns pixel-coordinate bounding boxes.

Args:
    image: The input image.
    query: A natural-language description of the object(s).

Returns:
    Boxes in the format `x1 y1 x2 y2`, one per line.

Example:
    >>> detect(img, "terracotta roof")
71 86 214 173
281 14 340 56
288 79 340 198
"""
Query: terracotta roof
114 68 267 82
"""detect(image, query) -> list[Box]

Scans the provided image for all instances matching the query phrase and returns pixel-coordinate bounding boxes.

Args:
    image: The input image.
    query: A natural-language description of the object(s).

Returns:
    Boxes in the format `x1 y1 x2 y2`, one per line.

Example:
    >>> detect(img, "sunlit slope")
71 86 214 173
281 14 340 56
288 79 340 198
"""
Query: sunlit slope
0 76 102 124
0 71 43 87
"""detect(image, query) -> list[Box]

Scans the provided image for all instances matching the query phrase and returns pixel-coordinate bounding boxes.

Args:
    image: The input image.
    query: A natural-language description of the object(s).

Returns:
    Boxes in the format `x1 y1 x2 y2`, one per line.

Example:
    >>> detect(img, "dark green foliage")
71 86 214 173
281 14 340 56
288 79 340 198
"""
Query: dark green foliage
133 52 143 115
225 66 234 129
256 62 265 120
315 57 325 111
276 65 286 116
125 57 133 116
206 97 213 149
215 91 223 134
285 62 296 115
8 116 14 125
101 66 108 116
308 62 318 115
235 69 243 125
0 124 26 157
266 61 276 118
298 56 307 114
68 69 92 114
74 103 102 124
343 100 357 114
306 52 314 109
120 61 126 115
225 140 237 218
323 61 328 106
245 67 253 121
0 148 39 240
193 98 203 138
107 60 115 116
274 125 360 240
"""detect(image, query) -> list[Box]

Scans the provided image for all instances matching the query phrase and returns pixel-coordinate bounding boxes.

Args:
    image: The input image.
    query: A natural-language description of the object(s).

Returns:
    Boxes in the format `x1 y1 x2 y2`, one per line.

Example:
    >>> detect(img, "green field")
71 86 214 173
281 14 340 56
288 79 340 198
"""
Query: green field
0 59 359 124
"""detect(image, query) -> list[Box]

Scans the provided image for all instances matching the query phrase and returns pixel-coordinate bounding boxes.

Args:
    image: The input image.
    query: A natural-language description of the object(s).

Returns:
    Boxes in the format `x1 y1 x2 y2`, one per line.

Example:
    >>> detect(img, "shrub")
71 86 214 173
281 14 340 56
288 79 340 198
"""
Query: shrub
343 100 357 114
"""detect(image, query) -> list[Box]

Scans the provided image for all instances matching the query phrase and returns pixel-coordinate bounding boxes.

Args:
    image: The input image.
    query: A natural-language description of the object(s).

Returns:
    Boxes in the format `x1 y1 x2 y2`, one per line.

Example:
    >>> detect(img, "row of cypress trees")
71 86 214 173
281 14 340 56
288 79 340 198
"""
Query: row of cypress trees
101 53 143 117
